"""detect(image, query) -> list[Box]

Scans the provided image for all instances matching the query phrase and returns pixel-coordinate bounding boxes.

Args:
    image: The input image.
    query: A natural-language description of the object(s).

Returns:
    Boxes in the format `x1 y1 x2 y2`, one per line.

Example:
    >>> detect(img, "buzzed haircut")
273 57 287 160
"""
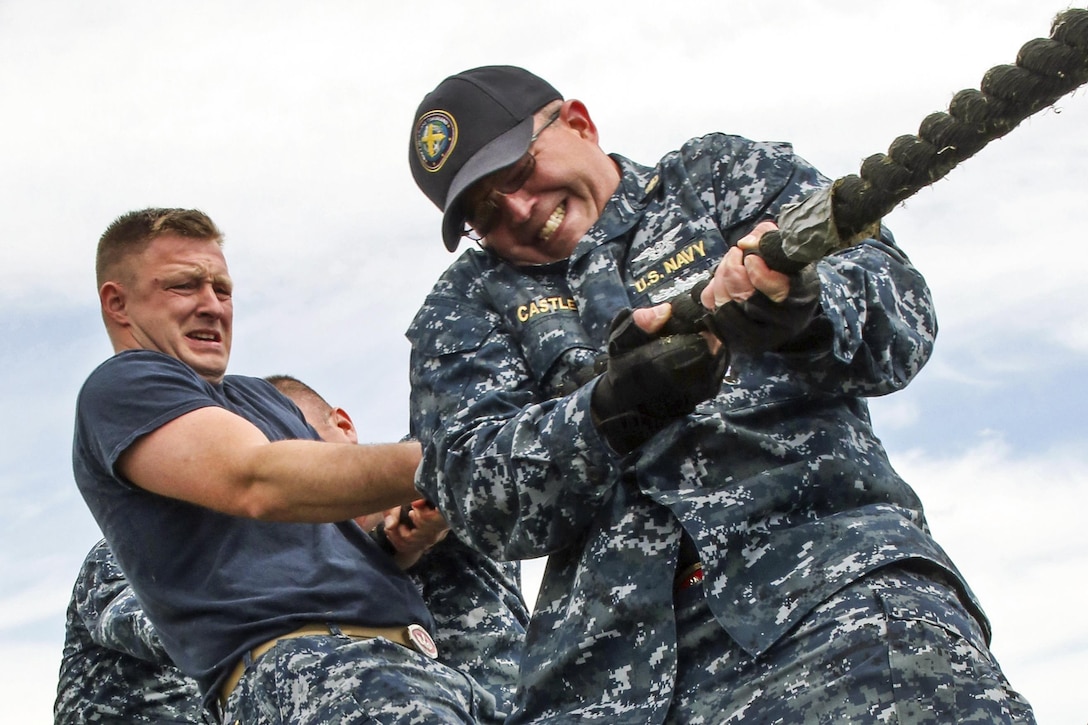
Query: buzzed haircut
264 374 333 416
96 208 222 288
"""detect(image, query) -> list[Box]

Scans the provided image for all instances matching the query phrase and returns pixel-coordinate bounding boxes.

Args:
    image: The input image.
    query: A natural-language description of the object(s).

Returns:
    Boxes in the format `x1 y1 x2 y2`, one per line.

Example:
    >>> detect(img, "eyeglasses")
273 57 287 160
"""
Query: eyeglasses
462 110 561 242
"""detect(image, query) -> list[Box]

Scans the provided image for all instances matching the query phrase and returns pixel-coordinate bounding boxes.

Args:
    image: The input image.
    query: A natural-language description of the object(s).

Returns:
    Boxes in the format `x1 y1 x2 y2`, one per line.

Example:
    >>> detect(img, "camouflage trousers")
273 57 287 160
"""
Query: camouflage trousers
669 565 1036 724
221 629 502 724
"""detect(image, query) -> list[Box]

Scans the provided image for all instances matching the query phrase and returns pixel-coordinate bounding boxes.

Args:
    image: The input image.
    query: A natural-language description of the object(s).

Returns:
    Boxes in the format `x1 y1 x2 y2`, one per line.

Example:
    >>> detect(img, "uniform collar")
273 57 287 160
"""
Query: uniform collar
569 154 659 264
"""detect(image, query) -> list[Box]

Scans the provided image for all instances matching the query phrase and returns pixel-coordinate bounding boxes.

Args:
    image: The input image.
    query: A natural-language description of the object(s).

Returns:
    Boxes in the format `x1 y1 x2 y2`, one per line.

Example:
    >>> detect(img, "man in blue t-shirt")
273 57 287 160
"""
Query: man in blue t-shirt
73 207 500 724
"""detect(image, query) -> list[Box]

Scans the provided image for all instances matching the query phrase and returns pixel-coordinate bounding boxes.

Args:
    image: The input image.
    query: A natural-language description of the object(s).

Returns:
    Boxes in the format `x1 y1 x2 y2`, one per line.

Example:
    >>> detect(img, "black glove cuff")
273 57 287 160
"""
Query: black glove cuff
705 263 821 353
591 330 729 454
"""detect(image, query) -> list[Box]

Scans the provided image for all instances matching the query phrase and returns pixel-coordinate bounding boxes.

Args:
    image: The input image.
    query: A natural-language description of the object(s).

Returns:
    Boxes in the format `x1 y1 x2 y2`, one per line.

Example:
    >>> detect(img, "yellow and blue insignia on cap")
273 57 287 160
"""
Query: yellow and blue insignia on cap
415 110 457 173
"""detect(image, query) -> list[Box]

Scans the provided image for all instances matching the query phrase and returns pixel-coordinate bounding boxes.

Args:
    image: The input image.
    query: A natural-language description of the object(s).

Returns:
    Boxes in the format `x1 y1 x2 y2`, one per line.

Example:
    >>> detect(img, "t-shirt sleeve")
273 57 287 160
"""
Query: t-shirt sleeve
74 350 219 484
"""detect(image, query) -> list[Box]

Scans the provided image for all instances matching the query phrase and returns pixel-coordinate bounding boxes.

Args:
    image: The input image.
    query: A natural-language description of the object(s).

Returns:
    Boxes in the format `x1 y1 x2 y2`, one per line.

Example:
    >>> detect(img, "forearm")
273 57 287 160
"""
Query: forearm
121 407 422 523
238 439 423 522
415 371 617 560
407 286 621 559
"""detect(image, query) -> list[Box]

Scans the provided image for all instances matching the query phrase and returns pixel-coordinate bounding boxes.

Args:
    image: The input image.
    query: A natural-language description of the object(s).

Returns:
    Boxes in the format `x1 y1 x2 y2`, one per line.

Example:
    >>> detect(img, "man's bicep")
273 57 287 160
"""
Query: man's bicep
117 405 270 510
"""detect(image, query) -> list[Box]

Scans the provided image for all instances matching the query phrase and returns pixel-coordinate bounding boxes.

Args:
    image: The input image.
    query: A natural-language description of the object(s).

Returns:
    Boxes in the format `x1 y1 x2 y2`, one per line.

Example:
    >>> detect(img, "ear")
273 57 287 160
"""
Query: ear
100 281 129 327
330 407 358 445
561 99 599 144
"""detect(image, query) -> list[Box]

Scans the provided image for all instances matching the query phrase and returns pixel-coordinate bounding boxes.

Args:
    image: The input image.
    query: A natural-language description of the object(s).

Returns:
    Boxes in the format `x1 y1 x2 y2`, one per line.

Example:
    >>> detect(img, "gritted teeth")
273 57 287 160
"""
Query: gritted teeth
540 203 566 242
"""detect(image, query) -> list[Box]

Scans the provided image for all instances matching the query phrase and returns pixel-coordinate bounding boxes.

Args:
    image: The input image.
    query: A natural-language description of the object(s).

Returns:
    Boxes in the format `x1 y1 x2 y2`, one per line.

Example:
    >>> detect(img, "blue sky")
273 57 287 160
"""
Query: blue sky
2 1 1086 722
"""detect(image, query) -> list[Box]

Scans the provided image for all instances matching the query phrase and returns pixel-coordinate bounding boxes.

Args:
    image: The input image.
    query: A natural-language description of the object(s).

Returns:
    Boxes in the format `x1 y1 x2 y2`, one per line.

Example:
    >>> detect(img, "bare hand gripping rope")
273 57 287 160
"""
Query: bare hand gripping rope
667 8 1088 330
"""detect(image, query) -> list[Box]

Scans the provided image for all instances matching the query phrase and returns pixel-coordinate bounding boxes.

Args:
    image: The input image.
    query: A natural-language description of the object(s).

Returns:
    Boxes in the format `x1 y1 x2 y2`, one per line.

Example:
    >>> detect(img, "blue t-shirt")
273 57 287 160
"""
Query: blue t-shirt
73 349 434 699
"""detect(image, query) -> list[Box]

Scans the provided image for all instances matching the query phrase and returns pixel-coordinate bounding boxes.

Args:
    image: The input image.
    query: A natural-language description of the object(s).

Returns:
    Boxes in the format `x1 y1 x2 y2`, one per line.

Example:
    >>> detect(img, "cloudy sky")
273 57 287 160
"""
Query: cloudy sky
2 1 1086 721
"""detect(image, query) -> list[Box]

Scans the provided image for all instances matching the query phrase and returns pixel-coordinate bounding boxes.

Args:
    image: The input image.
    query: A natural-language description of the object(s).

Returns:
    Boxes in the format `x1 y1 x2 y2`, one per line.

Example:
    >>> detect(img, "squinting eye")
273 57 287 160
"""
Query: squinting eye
494 155 535 195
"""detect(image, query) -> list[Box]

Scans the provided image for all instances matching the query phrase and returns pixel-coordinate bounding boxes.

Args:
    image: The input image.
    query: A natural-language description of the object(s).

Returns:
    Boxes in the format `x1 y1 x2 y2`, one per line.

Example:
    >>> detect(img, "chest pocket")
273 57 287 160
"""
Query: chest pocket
625 225 727 310
490 276 600 397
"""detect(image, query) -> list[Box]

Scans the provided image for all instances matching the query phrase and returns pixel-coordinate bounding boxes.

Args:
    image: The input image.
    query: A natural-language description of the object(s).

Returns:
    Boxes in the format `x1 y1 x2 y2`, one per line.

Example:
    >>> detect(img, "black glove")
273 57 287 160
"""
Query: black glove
703 262 821 353
591 309 729 454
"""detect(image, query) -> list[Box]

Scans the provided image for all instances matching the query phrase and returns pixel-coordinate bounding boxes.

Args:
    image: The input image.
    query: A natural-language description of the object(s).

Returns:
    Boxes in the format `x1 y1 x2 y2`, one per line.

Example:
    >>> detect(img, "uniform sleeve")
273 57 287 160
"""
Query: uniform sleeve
700 135 937 395
798 231 937 396
73 541 170 664
408 288 620 562
75 351 218 485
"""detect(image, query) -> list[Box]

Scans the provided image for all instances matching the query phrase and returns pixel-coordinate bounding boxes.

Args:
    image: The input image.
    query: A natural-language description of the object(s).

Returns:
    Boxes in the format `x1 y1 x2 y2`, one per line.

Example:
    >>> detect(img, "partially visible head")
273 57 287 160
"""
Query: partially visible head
409 65 620 264
266 375 375 530
97 208 232 383
265 374 358 445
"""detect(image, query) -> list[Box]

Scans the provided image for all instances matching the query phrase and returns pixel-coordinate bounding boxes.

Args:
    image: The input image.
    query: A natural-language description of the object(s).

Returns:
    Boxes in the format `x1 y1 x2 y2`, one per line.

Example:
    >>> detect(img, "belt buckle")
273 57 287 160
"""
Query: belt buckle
406 623 439 659
675 562 704 593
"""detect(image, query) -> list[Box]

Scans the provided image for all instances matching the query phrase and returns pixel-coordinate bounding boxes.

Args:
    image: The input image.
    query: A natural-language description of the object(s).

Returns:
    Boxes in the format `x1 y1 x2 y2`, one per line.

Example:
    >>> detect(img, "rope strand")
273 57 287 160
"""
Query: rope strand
761 8 1088 272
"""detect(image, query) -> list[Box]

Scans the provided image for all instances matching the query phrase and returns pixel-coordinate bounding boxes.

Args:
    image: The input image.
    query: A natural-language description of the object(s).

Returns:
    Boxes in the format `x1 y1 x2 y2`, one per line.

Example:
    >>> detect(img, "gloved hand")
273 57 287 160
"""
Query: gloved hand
591 308 729 454
702 262 821 353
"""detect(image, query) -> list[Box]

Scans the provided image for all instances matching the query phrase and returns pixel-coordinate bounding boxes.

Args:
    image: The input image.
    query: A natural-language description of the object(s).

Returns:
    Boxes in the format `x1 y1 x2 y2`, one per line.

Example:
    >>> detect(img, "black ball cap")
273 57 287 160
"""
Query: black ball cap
409 66 562 251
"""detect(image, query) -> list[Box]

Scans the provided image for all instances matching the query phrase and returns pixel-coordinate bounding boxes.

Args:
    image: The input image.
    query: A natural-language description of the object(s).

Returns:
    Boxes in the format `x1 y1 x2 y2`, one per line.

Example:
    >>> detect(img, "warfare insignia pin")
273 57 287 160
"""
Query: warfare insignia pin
415 110 457 173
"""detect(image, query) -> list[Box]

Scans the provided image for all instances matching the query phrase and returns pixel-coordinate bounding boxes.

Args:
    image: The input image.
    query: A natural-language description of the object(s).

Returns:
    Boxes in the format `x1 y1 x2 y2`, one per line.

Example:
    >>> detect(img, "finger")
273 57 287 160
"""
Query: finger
417 507 445 525
385 511 401 531
630 303 673 334
709 247 755 306
699 330 724 356
381 525 406 552
700 264 732 309
737 220 780 251
742 254 791 303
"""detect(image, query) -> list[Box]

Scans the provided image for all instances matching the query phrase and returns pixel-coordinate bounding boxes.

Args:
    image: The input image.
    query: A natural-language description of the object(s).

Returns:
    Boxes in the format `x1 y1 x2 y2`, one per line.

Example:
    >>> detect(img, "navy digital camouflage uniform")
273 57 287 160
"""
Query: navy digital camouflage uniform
406 532 529 715
54 538 205 724
407 134 1035 723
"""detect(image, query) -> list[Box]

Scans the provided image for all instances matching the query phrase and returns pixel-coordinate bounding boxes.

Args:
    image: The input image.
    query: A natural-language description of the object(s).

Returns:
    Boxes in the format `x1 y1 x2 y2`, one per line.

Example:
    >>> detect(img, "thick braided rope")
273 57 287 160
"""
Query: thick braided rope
754 8 1088 275
663 9 1088 334
835 8 1088 243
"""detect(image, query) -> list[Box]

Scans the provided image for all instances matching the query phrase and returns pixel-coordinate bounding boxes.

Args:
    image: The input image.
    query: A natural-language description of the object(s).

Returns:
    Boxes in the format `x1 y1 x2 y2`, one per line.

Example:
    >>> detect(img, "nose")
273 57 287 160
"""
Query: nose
194 283 228 315
494 188 535 224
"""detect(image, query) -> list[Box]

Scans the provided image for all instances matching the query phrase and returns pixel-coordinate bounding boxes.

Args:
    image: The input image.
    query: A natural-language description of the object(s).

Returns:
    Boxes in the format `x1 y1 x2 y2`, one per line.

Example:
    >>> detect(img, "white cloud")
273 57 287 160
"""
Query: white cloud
891 436 1088 724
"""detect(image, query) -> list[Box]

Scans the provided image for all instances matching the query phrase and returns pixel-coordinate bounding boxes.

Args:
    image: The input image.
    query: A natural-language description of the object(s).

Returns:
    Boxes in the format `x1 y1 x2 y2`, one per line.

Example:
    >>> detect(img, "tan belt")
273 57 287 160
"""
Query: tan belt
219 622 438 705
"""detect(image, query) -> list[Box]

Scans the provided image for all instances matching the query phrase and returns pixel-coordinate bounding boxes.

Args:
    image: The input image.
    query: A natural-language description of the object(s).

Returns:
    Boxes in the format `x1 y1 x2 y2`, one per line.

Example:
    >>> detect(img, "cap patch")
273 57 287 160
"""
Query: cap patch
415 110 457 173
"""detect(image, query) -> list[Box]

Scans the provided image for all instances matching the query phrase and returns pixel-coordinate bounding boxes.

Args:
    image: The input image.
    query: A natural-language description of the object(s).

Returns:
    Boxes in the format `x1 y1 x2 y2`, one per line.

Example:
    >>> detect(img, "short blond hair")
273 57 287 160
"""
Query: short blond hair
96 208 222 287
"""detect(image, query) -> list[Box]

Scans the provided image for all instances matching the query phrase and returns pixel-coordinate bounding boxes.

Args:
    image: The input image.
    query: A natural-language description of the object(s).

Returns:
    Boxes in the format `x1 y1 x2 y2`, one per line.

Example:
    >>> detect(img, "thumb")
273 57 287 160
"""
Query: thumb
630 303 672 335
